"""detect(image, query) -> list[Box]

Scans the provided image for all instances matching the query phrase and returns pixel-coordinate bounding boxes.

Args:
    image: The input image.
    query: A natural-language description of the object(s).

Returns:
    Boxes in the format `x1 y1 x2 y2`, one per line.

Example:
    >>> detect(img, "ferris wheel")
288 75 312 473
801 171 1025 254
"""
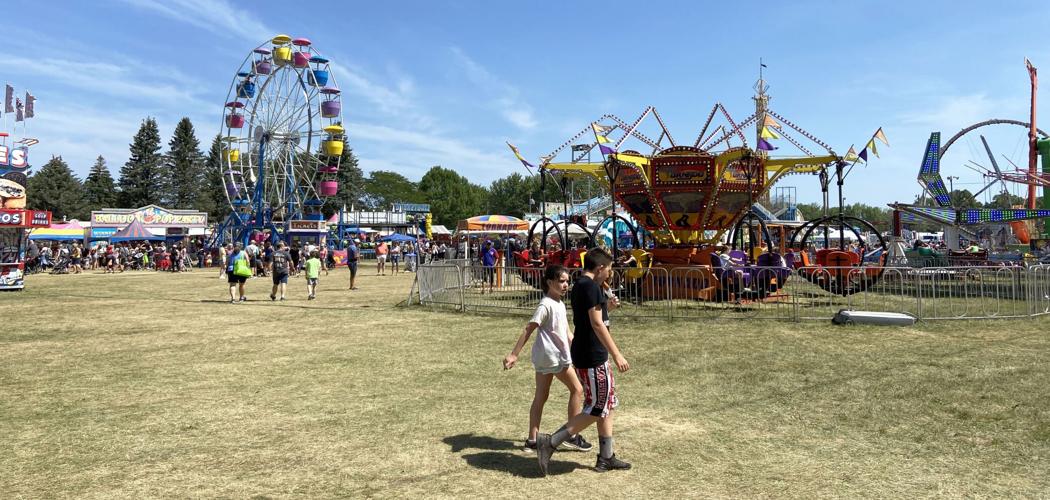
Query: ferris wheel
220 34 344 237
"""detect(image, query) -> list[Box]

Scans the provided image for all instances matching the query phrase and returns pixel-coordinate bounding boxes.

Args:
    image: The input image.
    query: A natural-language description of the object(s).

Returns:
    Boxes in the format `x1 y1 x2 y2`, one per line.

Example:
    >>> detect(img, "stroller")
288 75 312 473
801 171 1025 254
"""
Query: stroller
50 255 71 274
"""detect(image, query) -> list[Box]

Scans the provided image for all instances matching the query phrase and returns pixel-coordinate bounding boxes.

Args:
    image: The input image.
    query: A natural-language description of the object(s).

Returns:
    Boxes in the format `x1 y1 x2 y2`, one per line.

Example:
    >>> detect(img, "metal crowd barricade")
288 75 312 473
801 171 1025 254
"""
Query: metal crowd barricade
414 261 1050 322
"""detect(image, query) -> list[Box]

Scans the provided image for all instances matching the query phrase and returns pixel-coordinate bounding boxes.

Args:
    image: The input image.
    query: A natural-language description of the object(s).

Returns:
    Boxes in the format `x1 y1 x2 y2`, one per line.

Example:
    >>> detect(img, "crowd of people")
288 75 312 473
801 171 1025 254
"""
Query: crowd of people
25 239 210 274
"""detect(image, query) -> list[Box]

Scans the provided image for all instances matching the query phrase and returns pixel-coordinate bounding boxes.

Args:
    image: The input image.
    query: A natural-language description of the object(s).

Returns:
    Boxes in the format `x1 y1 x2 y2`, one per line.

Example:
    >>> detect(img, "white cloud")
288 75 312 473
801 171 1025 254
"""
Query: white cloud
119 0 273 42
449 47 537 130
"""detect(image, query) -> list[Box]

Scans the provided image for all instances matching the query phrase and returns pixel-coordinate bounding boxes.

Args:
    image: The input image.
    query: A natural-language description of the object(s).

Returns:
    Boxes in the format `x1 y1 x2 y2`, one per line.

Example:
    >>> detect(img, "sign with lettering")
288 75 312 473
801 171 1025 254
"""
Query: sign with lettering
288 220 327 232
0 209 50 227
0 145 28 170
91 205 208 228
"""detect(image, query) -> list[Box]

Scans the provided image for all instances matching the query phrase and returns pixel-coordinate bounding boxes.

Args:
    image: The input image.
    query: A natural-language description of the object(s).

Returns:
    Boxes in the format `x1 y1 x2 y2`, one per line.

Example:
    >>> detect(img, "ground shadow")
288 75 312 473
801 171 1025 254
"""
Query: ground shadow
461 451 585 478
442 433 517 453
443 433 586 477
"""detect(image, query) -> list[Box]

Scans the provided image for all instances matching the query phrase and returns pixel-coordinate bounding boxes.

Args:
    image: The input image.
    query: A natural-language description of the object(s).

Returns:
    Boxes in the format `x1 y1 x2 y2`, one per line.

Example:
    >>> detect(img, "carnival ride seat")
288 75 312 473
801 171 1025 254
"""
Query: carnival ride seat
709 252 748 301
624 249 652 281
756 252 791 293
948 249 988 266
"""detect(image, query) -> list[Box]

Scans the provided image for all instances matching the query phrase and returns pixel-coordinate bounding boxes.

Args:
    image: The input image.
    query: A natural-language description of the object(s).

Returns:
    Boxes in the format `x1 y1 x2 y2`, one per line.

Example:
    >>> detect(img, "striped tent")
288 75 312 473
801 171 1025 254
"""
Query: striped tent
28 220 84 241
110 219 164 242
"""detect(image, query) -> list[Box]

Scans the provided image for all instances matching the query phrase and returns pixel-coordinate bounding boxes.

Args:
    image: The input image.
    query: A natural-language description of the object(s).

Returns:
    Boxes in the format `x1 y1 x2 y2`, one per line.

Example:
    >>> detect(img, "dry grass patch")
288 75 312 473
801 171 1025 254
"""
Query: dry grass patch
1 268 1049 497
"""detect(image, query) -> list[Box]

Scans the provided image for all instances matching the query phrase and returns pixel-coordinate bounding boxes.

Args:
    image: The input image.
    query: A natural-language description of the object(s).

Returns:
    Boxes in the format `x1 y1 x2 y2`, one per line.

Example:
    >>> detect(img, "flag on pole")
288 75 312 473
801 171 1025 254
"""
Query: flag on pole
506 142 535 171
757 137 777 151
15 98 24 122
866 138 879 159
844 146 861 163
858 147 868 162
873 127 889 146
4 85 13 113
762 115 781 129
760 126 780 140
25 92 35 118
592 123 616 155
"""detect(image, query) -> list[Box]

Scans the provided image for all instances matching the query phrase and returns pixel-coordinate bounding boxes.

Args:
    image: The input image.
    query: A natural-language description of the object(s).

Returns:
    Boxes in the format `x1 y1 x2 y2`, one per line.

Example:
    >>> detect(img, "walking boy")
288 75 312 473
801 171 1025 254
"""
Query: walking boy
536 247 631 475
304 250 321 300
270 241 291 301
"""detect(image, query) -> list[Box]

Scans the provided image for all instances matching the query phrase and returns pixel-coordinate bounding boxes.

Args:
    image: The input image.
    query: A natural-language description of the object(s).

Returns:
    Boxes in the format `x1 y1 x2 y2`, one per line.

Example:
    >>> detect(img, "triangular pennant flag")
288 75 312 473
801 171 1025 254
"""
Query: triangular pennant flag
873 127 889 146
844 146 860 163
591 123 612 144
762 115 781 129
858 147 868 162
757 137 777 151
506 142 535 171
592 123 616 155
866 138 879 158
15 97 23 122
4 85 12 113
760 126 780 140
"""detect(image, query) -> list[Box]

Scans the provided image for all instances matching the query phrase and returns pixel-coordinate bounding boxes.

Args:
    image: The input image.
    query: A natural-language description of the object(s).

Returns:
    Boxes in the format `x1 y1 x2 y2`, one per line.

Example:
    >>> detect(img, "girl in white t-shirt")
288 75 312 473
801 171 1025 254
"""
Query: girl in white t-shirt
503 265 592 453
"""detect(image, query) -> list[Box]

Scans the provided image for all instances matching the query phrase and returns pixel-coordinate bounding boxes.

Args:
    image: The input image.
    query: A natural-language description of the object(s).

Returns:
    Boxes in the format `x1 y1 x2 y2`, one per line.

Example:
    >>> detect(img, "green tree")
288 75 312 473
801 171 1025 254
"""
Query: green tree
198 134 230 221
986 191 1025 209
322 146 366 216
118 117 164 208
27 156 88 220
83 155 117 210
487 172 535 217
361 170 425 209
948 189 979 209
163 117 204 209
418 166 488 227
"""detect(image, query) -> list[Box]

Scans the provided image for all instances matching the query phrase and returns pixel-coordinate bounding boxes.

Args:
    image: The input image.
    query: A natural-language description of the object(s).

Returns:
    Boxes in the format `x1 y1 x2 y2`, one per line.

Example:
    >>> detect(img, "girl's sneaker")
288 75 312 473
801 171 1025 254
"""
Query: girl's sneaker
560 434 593 452
523 438 537 453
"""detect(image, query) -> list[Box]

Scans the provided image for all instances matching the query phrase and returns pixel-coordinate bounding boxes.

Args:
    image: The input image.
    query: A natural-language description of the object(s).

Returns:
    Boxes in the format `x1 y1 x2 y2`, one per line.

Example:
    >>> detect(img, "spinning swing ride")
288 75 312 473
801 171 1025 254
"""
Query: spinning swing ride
213 34 345 246
509 72 887 300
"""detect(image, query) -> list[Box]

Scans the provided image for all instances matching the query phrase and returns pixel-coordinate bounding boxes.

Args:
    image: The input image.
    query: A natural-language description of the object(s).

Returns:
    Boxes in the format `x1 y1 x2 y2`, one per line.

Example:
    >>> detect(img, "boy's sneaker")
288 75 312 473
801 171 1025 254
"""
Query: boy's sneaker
523 439 537 453
595 454 632 472
535 433 554 476
560 434 593 452
270 294 276 301
239 296 247 302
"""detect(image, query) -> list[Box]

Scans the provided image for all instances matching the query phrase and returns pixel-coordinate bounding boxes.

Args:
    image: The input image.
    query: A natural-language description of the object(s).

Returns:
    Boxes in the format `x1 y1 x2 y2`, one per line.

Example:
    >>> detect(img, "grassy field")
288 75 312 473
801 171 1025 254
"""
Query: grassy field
2 266 1050 497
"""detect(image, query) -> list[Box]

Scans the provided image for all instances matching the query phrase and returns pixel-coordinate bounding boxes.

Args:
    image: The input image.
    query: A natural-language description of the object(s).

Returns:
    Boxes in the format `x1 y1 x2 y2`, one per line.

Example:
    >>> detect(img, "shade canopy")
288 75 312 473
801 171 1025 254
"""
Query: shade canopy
380 233 417 243
456 215 528 232
28 221 84 241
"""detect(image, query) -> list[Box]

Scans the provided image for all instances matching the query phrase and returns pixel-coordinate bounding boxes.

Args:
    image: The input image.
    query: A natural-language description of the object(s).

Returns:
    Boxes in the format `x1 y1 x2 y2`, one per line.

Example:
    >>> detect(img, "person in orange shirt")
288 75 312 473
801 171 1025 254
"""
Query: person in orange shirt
376 241 389 275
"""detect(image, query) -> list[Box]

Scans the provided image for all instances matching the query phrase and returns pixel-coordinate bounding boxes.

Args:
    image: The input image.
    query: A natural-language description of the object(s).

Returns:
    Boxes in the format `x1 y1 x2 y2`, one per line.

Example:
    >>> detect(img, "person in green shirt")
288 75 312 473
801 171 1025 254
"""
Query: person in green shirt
304 250 321 300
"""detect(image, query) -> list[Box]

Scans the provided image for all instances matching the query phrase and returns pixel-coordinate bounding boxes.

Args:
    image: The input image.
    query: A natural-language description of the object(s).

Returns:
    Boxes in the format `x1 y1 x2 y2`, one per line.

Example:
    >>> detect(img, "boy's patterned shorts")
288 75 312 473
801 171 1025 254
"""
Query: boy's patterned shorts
577 361 618 418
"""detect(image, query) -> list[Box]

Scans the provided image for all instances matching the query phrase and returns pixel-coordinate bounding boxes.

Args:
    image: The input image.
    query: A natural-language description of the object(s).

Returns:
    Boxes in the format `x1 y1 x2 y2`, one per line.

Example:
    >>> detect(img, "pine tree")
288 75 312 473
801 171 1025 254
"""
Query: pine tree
163 117 204 209
199 134 231 221
83 155 117 210
27 156 89 220
323 145 366 216
118 117 163 208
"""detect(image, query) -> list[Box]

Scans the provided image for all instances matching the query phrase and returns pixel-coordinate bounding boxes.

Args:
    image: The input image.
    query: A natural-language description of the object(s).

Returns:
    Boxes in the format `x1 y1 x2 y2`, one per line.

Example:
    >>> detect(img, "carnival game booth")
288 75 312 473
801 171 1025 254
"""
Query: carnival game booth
1 209 51 290
90 205 207 241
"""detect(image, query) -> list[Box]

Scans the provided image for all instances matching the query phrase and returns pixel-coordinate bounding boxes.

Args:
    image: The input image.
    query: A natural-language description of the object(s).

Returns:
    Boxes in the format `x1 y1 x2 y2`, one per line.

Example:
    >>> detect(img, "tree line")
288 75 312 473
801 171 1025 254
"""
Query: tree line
24 116 597 228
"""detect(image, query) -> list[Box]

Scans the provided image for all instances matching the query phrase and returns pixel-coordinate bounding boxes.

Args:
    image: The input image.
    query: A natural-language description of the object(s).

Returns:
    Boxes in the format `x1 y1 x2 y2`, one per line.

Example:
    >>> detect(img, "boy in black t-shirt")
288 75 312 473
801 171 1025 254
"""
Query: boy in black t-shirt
536 247 631 475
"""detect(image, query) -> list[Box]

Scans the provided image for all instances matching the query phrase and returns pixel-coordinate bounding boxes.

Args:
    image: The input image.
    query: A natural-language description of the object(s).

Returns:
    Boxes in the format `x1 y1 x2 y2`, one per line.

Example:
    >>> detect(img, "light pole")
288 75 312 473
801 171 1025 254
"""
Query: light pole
947 175 959 193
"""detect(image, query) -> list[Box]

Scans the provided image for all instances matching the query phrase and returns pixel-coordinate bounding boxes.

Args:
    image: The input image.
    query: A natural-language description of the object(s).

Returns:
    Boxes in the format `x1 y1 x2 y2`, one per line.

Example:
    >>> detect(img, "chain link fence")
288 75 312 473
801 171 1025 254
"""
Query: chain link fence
411 262 1050 322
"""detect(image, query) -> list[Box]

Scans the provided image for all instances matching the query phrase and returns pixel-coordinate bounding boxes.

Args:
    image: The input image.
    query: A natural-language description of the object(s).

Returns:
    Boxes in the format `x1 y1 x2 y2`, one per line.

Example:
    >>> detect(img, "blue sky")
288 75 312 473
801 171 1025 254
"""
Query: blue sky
7 0 1050 206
